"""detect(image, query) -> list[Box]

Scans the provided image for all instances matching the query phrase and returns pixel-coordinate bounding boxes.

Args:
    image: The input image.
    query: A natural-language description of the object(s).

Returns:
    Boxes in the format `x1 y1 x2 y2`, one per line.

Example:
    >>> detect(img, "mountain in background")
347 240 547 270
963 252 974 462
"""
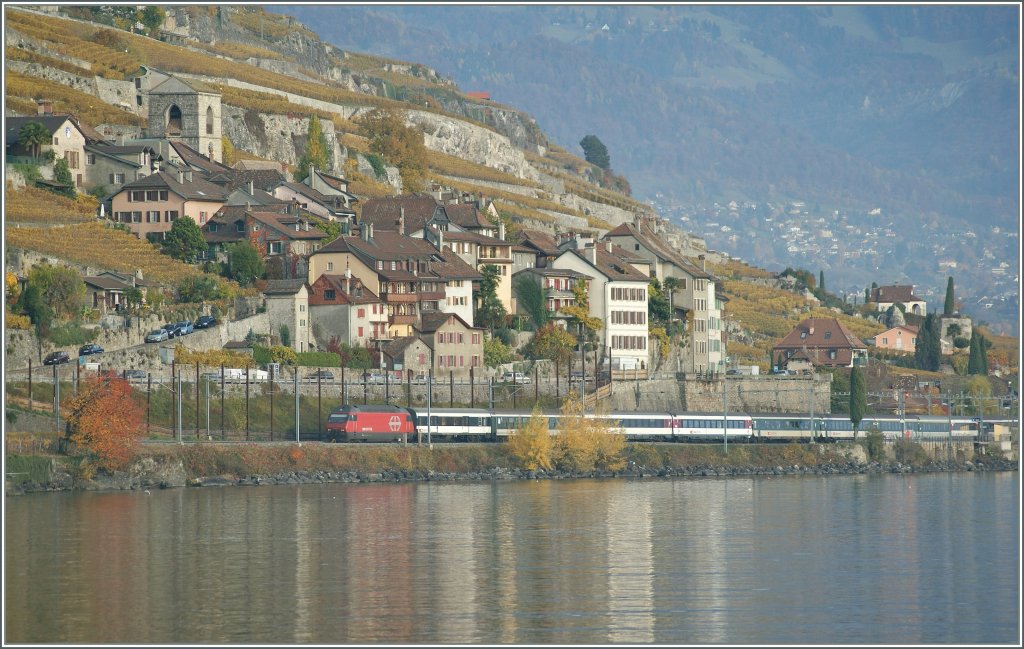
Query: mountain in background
272 4 1020 333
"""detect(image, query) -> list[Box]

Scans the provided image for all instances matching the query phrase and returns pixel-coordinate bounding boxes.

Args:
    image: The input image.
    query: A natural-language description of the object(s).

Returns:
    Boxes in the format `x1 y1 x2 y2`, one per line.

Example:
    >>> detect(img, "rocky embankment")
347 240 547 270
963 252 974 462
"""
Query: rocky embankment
6 451 1017 496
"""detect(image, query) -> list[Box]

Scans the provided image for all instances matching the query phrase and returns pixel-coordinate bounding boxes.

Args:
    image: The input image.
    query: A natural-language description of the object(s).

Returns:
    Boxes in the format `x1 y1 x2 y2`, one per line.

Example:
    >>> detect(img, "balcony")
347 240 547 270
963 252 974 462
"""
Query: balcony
389 314 417 325
382 293 418 304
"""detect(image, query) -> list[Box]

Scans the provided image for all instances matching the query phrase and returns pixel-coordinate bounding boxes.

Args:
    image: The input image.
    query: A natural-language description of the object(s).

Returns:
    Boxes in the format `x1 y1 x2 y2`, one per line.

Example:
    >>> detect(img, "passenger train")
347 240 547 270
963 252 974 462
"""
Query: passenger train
318 405 996 444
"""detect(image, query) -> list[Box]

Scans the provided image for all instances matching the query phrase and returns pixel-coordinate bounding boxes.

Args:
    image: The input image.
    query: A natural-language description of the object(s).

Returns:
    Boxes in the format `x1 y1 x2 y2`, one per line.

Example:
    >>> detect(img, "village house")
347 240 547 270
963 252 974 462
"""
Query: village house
381 336 433 378
552 237 652 372
262 279 311 353
511 266 589 330
307 225 449 338
6 101 88 188
307 272 389 349
772 317 868 370
869 284 927 316
869 325 919 354
109 166 227 240
418 311 485 378
201 205 327 278
603 218 722 372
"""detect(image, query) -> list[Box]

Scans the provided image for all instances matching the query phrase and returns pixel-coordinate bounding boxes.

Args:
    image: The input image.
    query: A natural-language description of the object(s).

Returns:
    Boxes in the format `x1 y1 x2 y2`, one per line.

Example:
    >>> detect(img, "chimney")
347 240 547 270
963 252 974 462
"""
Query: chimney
248 180 254 196
588 243 598 266
184 169 193 183
177 169 184 184
437 228 444 251
809 324 815 336
698 254 706 272
345 266 352 294
498 220 506 241
605 239 613 253
308 163 314 184
399 207 405 235
37 99 52 115
245 201 251 212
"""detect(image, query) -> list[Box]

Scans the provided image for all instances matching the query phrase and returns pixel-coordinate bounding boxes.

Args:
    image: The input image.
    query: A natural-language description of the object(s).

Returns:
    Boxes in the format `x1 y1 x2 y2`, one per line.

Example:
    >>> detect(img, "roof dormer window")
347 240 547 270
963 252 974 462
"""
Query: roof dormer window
824 331 832 339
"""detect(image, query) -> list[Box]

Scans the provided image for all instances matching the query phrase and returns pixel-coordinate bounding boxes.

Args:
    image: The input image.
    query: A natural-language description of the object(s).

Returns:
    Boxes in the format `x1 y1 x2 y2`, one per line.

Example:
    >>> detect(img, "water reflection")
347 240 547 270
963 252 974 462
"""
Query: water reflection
5 473 1018 644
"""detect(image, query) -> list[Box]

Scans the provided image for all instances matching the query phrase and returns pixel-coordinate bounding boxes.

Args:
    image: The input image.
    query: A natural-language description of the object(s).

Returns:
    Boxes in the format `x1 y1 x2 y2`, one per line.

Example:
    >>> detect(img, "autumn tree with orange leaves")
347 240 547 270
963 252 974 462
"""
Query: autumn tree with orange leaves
65 375 145 470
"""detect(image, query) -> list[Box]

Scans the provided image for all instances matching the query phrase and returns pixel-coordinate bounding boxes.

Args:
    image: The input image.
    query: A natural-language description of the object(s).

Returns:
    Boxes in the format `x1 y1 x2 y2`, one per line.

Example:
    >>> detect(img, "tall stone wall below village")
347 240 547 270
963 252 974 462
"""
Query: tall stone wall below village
604 374 831 414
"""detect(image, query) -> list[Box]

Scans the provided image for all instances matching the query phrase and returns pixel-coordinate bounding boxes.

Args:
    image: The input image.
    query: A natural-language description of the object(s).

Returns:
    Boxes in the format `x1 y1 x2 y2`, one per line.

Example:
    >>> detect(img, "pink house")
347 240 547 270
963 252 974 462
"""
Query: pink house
871 325 918 353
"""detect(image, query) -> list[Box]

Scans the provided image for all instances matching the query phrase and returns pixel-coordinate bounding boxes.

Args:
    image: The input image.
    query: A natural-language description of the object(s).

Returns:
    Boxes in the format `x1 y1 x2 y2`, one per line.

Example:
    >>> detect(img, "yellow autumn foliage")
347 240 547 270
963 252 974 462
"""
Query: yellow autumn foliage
551 393 626 473
505 407 553 471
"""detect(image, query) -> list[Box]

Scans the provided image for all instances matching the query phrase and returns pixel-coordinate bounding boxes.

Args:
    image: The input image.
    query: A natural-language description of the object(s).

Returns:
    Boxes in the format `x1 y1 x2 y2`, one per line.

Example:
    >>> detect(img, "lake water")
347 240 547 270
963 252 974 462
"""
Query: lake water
4 472 1019 644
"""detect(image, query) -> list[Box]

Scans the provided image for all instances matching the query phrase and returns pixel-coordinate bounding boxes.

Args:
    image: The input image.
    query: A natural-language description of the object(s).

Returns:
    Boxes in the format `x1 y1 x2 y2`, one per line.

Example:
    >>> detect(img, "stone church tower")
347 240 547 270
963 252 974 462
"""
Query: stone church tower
146 75 222 162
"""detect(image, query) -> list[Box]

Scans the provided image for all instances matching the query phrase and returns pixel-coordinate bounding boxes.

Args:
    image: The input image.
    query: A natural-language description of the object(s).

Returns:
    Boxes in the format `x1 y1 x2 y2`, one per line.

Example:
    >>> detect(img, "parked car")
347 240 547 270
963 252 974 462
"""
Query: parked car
43 351 70 366
146 329 170 343
78 343 104 356
305 370 335 383
200 371 222 383
123 369 148 382
361 372 387 384
161 323 179 338
726 369 741 376
175 320 194 335
410 373 429 384
194 315 216 329
500 371 532 384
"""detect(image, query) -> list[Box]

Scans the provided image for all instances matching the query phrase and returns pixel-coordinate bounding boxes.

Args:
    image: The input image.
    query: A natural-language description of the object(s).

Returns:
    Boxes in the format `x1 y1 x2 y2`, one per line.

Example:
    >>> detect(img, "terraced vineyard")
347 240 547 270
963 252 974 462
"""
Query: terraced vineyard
5 185 97 224
5 221 205 286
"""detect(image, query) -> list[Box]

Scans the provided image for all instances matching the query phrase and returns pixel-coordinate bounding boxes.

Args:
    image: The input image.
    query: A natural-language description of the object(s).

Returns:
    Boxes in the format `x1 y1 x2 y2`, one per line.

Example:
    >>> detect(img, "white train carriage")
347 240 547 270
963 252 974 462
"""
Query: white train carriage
669 413 755 441
413 408 493 441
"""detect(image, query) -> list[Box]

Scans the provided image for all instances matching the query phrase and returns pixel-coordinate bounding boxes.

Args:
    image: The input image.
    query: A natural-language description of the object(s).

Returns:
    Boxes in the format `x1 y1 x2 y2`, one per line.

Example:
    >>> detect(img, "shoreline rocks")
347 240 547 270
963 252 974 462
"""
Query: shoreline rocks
6 457 1018 495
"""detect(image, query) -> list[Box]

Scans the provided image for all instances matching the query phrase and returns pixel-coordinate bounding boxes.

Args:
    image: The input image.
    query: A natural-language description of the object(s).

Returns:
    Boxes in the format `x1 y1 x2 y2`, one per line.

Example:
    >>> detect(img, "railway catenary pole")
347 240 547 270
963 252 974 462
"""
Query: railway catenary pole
947 392 954 461
722 370 728 452
205 374 210 438
294 367 300 444
318 369 323 437
195 361 200 439
270 365 275 441
808 373 815 444
53 363 60 435
220 365 225 440
427 369 433 447
177 371 183 444
245 366 250 441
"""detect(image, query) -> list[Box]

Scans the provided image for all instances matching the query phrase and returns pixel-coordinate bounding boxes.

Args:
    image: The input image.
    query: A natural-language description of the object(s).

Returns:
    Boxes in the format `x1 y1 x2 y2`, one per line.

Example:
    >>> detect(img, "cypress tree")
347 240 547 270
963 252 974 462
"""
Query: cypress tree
849 366 866 440
819 270 825 294
914 313 941 372
967 331 989 375
943 277 955 316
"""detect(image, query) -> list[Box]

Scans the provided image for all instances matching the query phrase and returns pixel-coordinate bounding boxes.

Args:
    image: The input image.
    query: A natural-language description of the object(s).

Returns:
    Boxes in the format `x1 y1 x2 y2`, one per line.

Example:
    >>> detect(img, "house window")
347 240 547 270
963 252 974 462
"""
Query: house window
146 211 160 223
300 319 305 327
299 304 305 312
110 173 125 185
472 333 480 344
53 137 58 145
437 333 444 344
159 190 168 201
882 338 888 345
131 211 142 223
199 211 208 224
418 353 425 365
209 223 219 232
324 289 335 301
86 153 96 165
165 210 179 222
327 262 334 271
358 326 364 337
635 243 640 251
824 331 832 339
64 151 79 170
829 350 837 360
236 222 245 232
268 242 282 255
130 190 145 202
146 190 159 201
378 261 383 270
357 308 365 318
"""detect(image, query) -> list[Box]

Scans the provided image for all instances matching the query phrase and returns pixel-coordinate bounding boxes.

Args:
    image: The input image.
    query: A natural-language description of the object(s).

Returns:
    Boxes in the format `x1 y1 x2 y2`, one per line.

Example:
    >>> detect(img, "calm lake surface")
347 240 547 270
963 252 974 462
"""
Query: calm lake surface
5 472 1019 644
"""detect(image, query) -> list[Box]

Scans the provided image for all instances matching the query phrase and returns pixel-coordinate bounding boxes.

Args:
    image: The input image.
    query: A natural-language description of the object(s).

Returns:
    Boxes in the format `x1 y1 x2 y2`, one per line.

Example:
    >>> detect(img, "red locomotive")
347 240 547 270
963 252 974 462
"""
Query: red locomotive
324 404 416 442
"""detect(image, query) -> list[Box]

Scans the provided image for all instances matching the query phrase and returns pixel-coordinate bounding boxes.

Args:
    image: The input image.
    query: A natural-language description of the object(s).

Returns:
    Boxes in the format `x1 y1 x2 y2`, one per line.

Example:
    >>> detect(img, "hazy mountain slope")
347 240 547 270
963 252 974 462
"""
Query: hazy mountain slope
278 4 1018 228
